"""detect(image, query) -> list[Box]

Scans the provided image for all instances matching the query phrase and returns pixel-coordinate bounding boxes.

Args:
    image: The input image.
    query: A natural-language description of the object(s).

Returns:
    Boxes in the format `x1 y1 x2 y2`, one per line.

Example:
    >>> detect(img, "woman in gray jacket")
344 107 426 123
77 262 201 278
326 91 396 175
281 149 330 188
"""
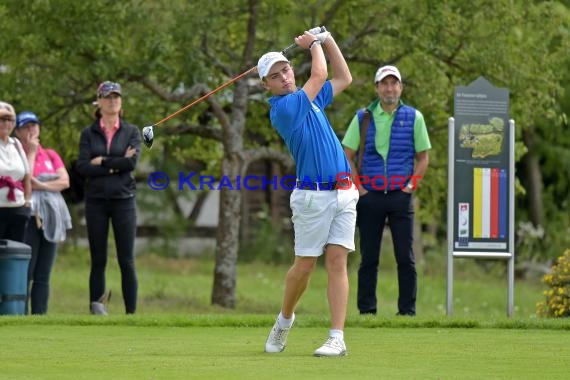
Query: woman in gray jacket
14 110 71 315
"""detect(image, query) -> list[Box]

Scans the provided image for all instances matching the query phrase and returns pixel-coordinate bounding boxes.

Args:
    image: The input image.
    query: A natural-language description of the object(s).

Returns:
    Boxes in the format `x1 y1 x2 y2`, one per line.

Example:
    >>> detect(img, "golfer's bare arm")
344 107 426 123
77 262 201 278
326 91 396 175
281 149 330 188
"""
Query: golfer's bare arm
298 33 327 102
324 36 352 96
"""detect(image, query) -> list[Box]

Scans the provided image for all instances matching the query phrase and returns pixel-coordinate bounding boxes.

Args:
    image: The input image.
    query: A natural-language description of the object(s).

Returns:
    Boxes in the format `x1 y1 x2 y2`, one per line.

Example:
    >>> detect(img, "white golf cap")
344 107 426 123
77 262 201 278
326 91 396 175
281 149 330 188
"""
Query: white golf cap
257 52 289 79
374 65 401 83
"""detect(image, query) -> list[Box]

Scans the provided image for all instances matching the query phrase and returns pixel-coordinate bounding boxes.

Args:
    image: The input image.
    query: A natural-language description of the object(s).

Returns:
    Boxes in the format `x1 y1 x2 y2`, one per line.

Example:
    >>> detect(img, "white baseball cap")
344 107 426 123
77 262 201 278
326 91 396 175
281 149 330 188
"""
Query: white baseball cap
257 52 290 79
0 101 16 119
374 65 401 83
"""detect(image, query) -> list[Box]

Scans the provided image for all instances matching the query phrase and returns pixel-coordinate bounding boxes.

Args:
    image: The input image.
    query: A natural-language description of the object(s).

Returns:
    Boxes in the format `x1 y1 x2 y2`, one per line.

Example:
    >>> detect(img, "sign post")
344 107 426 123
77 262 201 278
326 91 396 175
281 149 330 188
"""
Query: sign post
447 77 515 316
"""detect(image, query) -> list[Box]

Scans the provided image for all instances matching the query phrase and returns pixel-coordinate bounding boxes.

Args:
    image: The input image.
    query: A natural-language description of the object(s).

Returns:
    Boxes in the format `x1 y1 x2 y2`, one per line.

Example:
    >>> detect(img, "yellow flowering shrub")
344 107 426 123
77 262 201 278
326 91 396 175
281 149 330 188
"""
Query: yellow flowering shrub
536 249 570 318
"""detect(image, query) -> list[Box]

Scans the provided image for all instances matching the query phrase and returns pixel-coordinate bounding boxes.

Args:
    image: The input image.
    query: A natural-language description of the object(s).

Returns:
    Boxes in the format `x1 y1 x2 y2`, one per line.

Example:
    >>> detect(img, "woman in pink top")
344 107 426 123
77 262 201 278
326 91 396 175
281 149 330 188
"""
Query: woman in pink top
14 111 71 314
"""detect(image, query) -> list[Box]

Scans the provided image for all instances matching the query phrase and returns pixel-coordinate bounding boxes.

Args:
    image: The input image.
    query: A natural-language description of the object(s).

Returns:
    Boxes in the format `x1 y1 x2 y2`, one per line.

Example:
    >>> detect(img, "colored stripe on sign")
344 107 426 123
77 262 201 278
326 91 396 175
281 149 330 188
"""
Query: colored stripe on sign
473 167 507 240
499 169 508 239
490 168 499 238
473 168 482 238
481 168 491 238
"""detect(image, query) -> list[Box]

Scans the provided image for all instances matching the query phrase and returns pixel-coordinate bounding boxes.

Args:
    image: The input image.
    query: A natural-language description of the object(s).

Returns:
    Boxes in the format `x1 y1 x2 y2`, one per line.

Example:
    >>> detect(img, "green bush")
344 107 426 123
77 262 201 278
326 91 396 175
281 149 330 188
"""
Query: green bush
536 249 570 318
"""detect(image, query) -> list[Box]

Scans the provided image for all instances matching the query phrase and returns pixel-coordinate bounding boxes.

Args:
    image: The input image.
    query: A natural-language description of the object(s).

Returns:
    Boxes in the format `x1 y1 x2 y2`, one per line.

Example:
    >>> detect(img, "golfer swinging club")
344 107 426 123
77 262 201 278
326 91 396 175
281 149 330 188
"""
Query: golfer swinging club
259 27 358 357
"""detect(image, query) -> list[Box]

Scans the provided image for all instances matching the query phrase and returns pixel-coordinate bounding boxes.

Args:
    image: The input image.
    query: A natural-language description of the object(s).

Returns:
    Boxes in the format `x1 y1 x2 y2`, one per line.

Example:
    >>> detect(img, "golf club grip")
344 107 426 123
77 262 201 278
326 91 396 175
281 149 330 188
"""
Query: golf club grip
281 26 327 56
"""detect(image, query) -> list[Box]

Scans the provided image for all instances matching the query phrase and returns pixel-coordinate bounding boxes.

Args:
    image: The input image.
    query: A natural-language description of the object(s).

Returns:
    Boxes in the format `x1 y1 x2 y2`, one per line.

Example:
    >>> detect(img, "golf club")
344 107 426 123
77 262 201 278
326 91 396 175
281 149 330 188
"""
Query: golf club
142 26 327 148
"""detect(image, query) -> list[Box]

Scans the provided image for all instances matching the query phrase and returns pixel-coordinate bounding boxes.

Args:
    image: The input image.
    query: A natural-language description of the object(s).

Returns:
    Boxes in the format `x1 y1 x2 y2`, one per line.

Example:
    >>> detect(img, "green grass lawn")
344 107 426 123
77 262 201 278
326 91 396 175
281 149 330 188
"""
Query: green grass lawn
1 249 569 379
45 248 544 319
1 321 569 380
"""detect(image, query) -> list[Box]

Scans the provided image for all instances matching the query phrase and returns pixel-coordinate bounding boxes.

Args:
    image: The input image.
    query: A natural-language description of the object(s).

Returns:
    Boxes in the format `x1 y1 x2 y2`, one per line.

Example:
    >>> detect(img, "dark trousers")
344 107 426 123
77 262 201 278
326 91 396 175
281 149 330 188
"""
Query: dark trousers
85 197 138 314
356 190 417 315
25 220 58 314
0 206 30 242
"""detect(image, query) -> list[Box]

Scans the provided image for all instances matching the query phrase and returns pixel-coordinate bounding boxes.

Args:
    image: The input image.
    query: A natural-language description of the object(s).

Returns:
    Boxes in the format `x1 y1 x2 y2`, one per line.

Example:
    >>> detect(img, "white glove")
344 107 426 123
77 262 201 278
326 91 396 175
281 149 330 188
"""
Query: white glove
308 26 330 43
308 26 325 35
314 31 330 44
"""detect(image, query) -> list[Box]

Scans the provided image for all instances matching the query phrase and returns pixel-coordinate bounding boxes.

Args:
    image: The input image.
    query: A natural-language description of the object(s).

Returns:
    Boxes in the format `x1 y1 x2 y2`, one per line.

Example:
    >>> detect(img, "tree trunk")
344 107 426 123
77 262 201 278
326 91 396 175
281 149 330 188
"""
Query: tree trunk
210 73 248 308
522 152 544 227
522 129 544 227
211 155 243 308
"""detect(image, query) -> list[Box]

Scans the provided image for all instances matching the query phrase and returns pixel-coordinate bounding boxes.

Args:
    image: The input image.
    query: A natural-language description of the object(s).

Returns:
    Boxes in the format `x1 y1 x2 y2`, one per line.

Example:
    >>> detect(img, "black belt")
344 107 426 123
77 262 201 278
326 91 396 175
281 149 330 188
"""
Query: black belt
296 180 338 191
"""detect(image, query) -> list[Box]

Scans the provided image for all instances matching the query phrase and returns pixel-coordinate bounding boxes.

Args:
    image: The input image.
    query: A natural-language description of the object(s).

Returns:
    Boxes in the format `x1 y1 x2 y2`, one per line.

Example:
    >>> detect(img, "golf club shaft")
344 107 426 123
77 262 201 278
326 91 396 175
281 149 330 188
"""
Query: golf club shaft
152 66 257 127
281 26 326 56
151 26 326 127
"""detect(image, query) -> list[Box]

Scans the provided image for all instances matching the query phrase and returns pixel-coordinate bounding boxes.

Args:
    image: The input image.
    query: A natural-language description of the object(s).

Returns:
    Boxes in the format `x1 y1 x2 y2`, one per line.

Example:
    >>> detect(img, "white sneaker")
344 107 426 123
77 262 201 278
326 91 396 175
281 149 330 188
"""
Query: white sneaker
265 316 294 353
90 302 108 315
90 290 111 315
314 336 347 357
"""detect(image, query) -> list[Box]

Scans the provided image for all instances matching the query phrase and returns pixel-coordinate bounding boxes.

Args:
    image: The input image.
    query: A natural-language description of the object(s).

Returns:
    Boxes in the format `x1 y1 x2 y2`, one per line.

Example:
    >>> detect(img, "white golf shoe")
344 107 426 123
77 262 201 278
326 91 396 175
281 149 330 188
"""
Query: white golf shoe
90 302 108 315
90 290 111 316
265 315 295 353
314 336 347 357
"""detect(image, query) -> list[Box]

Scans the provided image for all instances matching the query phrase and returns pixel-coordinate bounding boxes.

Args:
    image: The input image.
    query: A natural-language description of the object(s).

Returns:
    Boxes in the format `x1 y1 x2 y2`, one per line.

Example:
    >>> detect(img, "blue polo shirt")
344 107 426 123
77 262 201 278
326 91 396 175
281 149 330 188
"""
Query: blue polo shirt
268 81 351 183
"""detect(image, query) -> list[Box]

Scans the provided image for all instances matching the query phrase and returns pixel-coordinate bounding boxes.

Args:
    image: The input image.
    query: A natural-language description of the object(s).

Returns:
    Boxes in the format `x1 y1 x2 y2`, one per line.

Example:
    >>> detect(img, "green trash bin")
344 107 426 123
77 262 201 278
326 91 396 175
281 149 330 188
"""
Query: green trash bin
0 239 31 315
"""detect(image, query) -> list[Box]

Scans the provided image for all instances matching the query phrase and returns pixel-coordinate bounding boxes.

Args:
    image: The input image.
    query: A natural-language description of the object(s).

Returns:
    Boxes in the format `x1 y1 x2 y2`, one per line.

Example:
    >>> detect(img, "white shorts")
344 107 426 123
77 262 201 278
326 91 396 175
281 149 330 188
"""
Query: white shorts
290 187 359 257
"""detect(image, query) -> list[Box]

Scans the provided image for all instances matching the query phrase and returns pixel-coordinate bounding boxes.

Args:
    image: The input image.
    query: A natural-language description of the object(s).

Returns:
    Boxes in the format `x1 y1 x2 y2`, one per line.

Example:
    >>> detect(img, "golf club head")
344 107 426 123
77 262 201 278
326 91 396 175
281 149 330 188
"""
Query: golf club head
142 125 154 148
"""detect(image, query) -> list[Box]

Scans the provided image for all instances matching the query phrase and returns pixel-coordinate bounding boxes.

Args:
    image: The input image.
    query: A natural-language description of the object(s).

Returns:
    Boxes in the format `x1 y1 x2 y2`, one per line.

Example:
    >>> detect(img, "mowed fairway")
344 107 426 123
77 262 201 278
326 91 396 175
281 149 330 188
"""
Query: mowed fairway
2 255 568 379
2 322 569 380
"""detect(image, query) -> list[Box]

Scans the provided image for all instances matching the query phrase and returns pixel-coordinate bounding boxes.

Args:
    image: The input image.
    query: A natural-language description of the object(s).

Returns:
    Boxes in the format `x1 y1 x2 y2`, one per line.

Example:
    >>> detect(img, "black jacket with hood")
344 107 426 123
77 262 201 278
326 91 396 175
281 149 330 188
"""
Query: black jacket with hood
77 119 141 200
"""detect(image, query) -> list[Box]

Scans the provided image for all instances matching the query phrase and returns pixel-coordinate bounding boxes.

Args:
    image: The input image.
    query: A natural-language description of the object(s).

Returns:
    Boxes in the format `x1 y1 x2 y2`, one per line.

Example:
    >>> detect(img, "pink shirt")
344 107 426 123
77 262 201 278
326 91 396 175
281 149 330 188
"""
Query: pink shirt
33 145 65 177
100 119 120 152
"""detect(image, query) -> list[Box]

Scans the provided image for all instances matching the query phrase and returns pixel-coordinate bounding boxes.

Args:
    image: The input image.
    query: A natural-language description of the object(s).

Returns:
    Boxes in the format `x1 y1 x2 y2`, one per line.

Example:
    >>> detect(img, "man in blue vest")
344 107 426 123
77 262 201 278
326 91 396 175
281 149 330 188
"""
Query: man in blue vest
342 65 431 316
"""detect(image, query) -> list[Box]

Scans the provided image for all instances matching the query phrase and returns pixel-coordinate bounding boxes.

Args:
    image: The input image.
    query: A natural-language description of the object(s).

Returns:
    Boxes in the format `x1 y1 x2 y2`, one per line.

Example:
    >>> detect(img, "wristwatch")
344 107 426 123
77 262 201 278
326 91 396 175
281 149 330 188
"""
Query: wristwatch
102 158 115 174
406 183 415 191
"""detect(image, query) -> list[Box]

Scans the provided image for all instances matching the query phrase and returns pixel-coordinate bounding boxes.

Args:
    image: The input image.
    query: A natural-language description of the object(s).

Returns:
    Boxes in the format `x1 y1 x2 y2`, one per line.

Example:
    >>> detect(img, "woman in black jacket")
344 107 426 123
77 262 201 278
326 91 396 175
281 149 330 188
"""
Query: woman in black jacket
77 81 141 315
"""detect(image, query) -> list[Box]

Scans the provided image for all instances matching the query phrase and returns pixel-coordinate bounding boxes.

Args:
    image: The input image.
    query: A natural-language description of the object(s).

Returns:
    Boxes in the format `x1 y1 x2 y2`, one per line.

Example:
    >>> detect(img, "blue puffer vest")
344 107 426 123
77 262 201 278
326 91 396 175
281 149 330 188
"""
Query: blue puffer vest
357 105 416 191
